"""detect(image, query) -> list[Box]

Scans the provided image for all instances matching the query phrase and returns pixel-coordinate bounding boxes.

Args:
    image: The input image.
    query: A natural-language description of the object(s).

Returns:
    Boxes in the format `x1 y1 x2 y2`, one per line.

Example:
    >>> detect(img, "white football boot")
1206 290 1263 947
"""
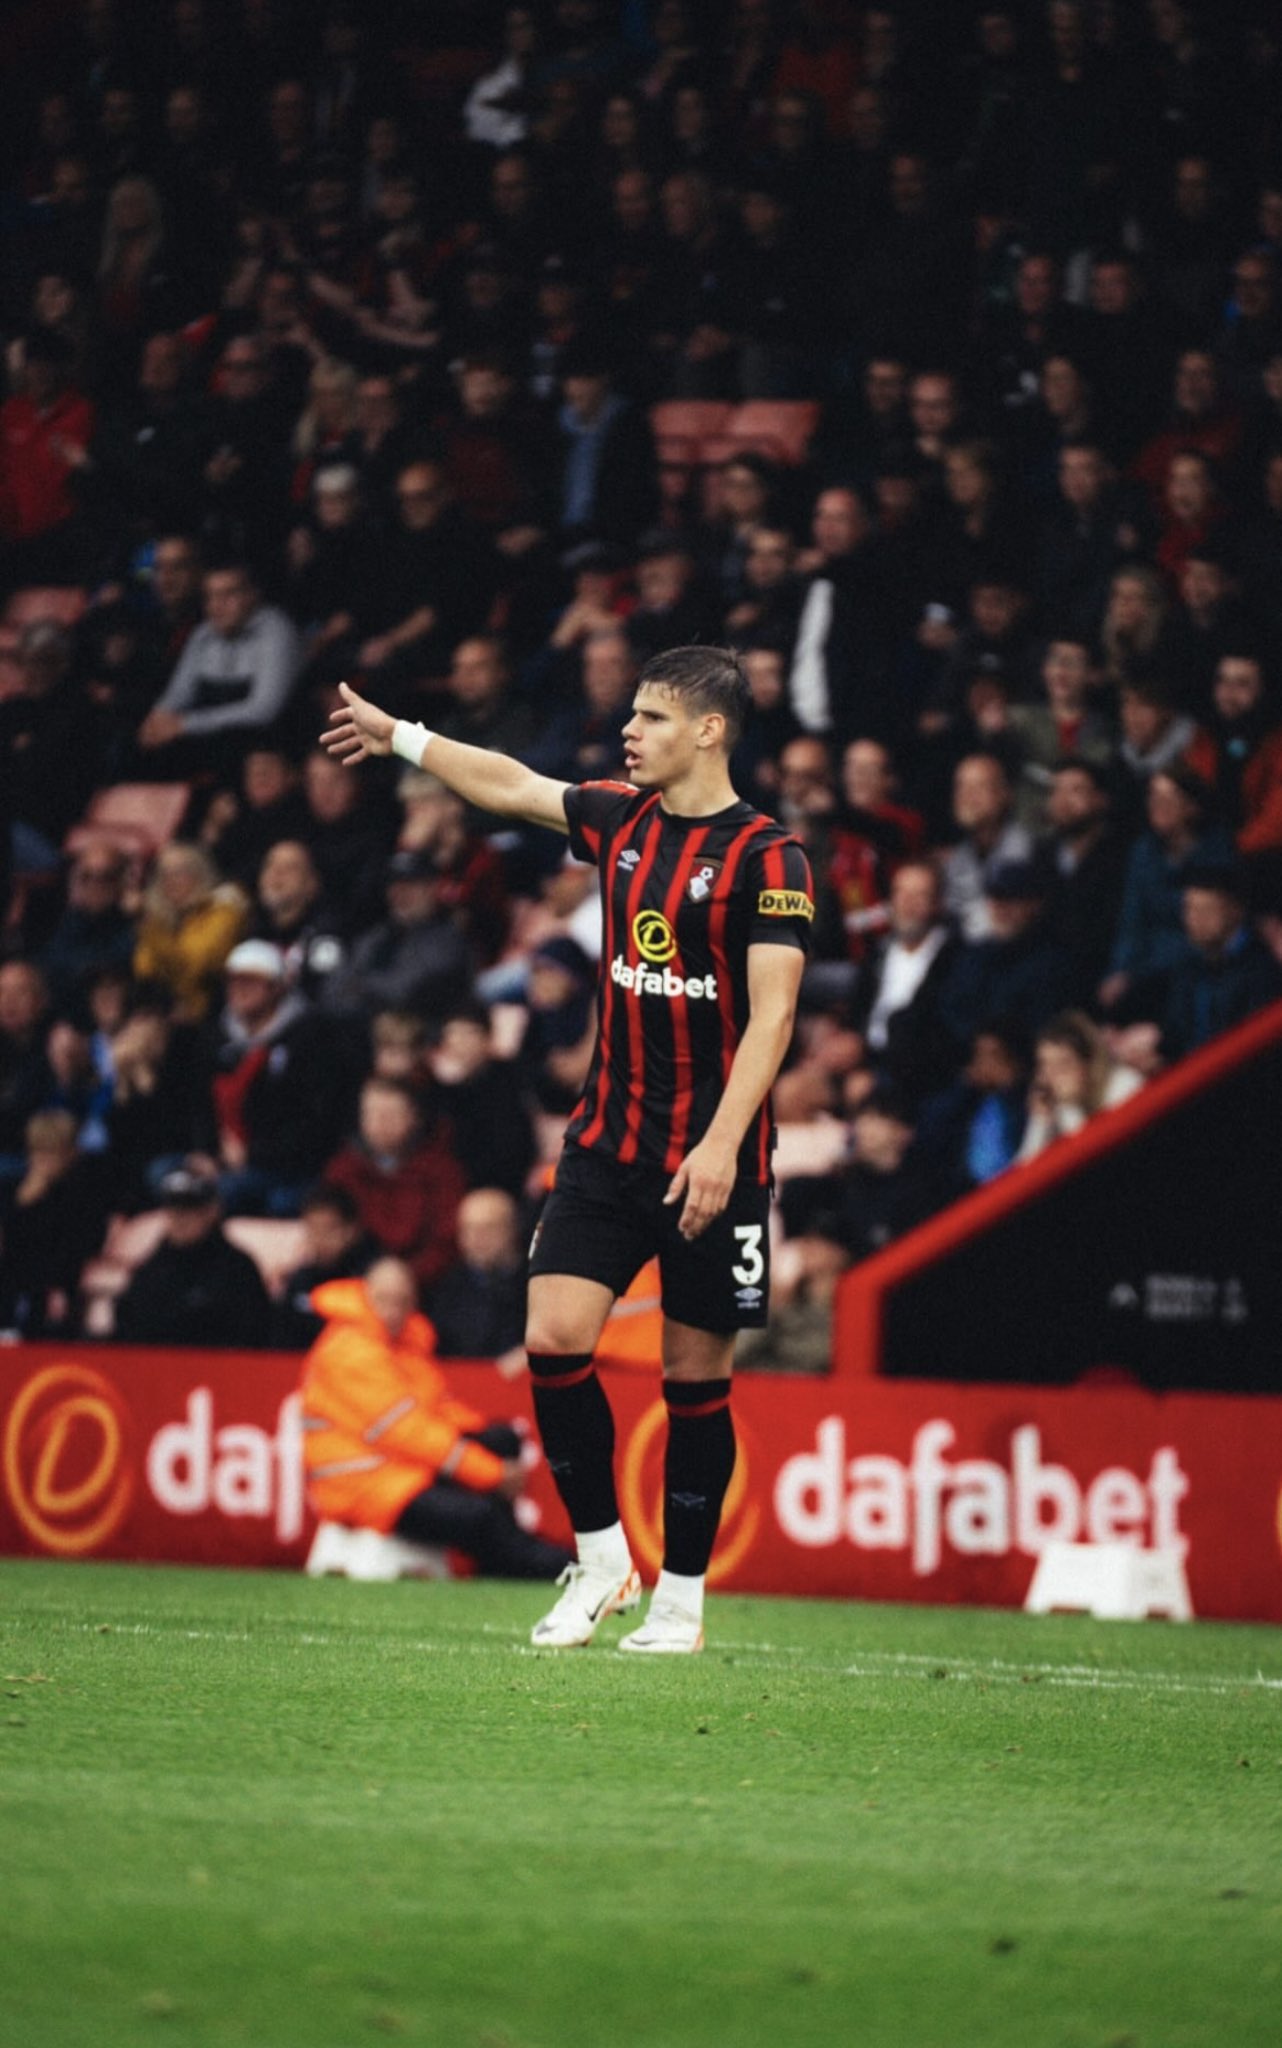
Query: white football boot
618 1595 705 1655
530 1561 643 1648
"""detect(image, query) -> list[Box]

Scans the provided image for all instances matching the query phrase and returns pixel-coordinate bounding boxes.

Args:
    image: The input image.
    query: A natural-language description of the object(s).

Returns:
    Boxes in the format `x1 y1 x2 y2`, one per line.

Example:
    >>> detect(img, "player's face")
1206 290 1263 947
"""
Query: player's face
622 684 704 788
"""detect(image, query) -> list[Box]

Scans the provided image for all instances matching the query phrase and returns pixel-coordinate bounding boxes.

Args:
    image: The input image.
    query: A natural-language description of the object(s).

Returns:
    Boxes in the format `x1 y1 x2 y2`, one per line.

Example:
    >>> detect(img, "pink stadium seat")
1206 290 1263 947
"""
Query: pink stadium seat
64 783 193 865
649 401 734 448
723 401 821 467
80 1211 169 1334
2 585 89 631
224 1217 309 1300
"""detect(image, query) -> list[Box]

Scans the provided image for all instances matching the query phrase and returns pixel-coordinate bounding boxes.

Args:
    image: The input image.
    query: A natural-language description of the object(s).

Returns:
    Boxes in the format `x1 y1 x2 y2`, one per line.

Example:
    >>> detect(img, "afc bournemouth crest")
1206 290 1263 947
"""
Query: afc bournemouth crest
687 858 723 903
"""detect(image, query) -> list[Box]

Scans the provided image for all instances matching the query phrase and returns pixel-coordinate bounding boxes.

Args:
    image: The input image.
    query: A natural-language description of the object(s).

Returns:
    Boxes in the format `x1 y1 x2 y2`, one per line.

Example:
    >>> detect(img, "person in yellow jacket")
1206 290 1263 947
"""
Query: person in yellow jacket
301 1259 571 1579
133 842 247 1022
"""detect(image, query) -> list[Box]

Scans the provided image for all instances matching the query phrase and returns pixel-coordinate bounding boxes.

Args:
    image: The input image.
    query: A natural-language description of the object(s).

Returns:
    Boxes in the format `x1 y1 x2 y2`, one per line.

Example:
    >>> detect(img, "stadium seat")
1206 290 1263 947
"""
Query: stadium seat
64 782 193 865
224 1217 309 1300
0 585 89 654
651 407 734 530
649 401 734 447
773 1118 851 1183
723 401 821 467
80 1211 170 1334
305 1521 452 1580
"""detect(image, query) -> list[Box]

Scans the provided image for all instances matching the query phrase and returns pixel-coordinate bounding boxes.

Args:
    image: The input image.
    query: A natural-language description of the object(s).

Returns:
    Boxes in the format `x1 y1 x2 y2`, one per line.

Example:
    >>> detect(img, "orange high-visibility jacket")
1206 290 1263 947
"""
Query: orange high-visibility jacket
300 1278 506 1531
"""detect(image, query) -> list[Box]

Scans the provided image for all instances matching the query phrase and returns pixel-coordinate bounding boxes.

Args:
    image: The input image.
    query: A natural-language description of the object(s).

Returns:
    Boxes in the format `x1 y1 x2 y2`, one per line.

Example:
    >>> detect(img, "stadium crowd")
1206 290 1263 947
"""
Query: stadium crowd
3 0 1282 1365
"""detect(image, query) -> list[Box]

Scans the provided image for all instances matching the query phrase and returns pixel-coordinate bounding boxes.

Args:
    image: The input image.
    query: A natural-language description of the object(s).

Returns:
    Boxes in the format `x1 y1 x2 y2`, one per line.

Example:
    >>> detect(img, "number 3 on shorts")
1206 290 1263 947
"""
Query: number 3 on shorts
732 1223 764 1286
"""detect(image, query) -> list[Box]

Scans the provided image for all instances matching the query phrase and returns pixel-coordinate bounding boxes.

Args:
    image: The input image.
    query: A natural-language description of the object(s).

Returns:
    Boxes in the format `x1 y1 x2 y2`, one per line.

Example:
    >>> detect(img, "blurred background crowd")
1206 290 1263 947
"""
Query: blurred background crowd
3 0 1282 1369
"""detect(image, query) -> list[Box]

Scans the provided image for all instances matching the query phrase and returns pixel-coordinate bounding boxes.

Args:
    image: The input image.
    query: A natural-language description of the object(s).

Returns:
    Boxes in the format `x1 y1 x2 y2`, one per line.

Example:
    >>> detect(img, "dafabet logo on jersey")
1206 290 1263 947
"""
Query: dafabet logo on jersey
632 909 677 963
757 888 815 921
613 908 719 998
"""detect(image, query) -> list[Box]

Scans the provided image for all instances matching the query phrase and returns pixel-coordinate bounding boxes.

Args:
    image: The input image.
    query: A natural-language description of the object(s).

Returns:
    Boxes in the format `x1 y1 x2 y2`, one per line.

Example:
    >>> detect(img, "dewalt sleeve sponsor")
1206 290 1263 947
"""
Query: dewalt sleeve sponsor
756 887 815 921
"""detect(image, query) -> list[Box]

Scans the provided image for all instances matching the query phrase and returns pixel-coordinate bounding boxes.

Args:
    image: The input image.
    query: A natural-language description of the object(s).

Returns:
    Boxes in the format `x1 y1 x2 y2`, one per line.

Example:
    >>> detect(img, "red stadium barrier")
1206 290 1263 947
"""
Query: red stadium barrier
2 1344 1279 1622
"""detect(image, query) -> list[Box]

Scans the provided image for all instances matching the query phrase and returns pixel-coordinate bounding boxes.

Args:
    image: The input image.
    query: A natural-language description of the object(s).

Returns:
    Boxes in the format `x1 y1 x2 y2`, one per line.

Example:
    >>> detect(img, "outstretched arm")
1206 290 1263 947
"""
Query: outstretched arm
323 681 570 834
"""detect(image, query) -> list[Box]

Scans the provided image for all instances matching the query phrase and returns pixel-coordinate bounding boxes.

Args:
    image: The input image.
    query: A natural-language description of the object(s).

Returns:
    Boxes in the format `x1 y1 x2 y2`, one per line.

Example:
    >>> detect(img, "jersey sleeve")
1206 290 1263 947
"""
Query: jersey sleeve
745 835 816 952
562 780 641 864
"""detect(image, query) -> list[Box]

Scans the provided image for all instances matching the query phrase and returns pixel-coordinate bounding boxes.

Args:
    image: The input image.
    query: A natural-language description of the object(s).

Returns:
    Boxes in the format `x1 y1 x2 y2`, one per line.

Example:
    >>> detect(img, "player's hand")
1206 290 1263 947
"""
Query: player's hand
664 1136 737 1241
322 681 395 763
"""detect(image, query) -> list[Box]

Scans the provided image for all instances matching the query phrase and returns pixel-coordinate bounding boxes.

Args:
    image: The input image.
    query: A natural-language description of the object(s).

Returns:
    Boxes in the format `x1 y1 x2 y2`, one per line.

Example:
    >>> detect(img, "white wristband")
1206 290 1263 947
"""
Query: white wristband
392 719 434 766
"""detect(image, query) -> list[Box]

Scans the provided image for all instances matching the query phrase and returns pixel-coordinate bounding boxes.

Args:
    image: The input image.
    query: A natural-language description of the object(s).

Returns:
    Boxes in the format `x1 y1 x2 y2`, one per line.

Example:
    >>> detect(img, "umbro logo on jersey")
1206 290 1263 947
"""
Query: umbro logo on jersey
618 848 641 869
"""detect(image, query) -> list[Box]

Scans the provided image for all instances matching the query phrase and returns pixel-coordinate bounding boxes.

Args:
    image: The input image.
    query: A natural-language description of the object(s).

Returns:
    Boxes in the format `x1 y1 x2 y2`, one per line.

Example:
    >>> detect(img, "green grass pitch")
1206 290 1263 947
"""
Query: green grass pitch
1 1560 1279 2048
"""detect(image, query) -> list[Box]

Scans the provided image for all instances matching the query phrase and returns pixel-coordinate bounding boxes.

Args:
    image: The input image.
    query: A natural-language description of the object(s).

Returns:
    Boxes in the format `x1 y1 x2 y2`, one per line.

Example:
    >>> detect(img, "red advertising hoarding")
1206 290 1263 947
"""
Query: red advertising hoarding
3 1344 1280 1623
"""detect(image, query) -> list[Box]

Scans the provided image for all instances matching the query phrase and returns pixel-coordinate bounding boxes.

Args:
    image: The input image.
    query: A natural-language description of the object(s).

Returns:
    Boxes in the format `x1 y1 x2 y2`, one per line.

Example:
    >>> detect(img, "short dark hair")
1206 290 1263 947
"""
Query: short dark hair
635 644 751 747
301 1183 359 1224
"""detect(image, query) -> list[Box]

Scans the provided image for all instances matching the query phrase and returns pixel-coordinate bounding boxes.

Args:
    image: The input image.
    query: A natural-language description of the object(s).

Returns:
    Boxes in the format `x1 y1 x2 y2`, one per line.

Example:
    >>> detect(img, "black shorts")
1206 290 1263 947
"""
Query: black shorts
528 1143 771 1334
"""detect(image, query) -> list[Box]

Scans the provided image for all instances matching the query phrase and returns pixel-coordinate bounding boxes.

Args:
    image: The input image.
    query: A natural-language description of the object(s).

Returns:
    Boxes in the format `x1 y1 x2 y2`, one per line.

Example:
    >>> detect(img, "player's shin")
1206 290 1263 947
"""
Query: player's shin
660 1376 736 1586
527 1352 624 1549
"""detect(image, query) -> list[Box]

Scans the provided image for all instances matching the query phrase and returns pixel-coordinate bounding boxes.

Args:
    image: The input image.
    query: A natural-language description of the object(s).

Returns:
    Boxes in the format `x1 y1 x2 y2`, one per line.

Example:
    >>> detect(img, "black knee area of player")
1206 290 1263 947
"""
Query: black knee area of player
661 1377 736 1578
527 1352 619 1536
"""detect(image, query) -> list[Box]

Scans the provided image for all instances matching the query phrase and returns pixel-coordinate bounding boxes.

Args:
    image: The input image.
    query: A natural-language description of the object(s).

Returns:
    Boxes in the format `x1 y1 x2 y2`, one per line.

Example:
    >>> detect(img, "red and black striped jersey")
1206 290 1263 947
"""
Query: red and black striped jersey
561 780 815 1184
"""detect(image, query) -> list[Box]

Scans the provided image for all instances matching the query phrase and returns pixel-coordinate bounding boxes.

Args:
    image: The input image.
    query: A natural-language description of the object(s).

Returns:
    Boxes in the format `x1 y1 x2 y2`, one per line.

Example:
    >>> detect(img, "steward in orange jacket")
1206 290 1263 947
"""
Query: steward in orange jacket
301 1261 571 1578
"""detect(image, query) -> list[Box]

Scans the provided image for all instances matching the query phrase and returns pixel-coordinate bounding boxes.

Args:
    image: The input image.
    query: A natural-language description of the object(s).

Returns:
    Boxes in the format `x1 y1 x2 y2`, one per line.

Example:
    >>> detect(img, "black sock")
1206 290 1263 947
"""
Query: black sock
662 1378 735 1577
528 1352 619 1535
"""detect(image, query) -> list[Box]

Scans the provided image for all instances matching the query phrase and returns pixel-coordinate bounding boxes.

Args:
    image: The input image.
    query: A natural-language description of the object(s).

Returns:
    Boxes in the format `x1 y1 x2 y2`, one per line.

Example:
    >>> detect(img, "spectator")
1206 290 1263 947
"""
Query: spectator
850 861 960 1107
0 325 95 586
916 1023 1029 1193
298 744 396 934
1156 862 1282 1058
199 747 310 890
788 483 893 742
103 995 213 1215
554 337 658 545
286 462 382 691
1115 675 1202 821
430 1186 528 1365
1185 653 1282 868
41 842 137 1004
114 1159 273 1347
938 860 1074 1054
518 933 597 1114
272 1183 378 1349
395 773 510 966
464 6 541 150
324 1075 467 1289
1016 1010 1144 1161
782 1084 948 1266
427 1005 536 1197
76 330 208 546
359 459 496 688
132 843 247 1024
1100 563 1173 692
0 1108 107 1337
204 938 360 1215
1103 765 1235 1007
435 636 537 760
1006 636 1115 832
941 752 1036 941
1043 758 1130 1002
249 839 346 1000
325 849 471 1020
731 644 803 806
300 1258 569 1578
135 561 302 778
626 531 717 664
1 622 99 869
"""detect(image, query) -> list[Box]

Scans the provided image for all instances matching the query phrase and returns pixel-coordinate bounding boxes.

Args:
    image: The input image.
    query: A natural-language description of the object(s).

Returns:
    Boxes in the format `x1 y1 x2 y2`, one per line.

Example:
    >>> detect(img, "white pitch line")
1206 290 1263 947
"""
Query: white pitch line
15 1618 1282 1696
